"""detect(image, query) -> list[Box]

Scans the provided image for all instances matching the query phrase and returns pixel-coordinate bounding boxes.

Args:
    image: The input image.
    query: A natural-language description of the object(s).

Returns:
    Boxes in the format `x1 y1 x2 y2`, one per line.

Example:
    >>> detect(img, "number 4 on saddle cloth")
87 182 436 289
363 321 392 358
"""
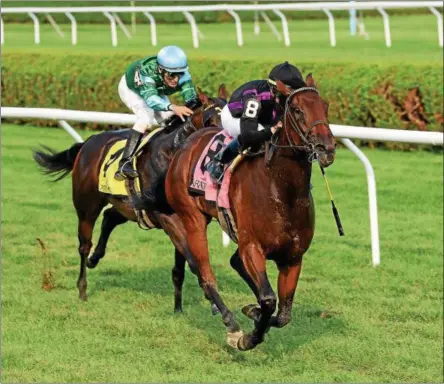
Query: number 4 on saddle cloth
189 130 245 243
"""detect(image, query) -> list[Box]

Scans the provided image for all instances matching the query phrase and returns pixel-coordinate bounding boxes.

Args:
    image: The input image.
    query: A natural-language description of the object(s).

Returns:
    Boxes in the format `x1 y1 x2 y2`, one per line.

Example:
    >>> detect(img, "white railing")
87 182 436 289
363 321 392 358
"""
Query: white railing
2 106 443 266
1 2 443 48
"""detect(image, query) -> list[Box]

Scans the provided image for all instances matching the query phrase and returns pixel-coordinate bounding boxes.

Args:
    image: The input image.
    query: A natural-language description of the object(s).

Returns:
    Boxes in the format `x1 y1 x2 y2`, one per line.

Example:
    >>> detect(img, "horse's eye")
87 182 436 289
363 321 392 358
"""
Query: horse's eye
293 106 303 115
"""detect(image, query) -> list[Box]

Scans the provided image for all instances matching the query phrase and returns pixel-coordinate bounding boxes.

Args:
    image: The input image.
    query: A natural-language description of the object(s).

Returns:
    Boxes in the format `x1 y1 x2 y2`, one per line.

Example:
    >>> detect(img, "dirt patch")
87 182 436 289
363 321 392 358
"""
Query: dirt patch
37 237 55 291
382 84 430 131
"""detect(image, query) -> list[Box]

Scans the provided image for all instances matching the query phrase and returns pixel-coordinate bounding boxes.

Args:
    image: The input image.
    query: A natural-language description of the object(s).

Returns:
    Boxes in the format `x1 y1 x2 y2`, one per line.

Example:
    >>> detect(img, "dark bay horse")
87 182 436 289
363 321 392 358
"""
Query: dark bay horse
33 86 227 305
165 75 336 350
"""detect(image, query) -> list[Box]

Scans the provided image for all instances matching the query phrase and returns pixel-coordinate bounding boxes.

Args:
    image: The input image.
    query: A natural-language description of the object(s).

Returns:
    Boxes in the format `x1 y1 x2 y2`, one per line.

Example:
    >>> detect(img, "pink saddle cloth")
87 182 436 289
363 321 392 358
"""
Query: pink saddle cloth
189 130 234 209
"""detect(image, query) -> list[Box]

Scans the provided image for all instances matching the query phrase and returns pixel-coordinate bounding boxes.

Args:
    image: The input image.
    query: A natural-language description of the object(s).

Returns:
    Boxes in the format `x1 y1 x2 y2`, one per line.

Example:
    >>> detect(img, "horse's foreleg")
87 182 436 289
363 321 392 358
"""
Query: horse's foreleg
237 243 276 351
230 249 259 298
87 207 128 269
230 249 263 321
269 258 303 329
172 248 186 313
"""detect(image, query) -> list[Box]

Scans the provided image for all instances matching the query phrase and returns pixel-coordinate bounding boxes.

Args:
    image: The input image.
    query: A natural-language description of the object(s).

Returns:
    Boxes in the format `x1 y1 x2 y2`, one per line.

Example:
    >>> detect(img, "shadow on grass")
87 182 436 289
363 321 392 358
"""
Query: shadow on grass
79 263 347 357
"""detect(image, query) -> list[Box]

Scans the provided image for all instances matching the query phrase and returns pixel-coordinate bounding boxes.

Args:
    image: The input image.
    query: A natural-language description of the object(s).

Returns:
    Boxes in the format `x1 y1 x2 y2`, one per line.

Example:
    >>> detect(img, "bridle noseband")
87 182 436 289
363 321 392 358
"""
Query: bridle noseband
271 86 333 162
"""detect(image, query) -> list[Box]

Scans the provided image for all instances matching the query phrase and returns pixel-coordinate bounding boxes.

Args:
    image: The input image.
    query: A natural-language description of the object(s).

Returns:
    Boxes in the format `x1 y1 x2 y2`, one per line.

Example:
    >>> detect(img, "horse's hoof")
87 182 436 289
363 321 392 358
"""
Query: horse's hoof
79 293 88 301
86 257 98 269
174 307 183 314
242 304 261 321
237 334 252 351
226 330 243 349
211 303 220 315
237 333 259 351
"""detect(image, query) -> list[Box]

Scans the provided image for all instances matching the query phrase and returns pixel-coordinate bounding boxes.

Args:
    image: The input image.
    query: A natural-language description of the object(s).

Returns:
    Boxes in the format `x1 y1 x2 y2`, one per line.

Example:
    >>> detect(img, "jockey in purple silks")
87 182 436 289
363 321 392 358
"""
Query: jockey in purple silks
206 61 306 184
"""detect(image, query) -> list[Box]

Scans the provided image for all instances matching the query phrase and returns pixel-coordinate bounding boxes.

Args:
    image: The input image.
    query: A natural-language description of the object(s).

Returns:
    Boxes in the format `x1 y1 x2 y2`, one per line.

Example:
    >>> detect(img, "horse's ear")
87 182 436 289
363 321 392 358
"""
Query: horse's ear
306 73 316 88
275 79 291 96
218 83 228 100
197 87 209 104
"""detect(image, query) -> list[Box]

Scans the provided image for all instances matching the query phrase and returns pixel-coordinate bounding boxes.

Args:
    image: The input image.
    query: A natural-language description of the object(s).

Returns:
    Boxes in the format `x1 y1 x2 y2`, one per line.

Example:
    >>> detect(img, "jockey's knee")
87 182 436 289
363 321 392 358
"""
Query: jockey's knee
155 110 174 123
133 118 153 133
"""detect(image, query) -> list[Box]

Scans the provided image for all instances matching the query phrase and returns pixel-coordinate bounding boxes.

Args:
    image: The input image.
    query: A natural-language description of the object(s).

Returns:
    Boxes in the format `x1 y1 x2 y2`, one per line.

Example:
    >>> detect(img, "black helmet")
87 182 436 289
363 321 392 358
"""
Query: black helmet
268 61 305 90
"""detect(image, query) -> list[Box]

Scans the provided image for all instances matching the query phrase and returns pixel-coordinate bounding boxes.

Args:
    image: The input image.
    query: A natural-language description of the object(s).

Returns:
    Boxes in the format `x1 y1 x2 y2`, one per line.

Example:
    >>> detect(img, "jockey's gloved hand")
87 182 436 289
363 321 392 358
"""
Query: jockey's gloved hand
163 105 192 132
170 104 193 121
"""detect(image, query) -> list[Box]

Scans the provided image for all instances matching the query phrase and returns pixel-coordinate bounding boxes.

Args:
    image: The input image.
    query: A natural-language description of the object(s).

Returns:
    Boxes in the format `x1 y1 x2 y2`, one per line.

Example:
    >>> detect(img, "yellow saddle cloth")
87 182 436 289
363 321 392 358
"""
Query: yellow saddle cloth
98 128 162 196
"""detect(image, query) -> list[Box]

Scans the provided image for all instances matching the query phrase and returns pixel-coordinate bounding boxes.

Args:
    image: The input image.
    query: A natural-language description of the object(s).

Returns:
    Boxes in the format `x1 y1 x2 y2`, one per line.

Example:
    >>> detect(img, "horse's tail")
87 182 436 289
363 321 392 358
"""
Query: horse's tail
33 143 84 181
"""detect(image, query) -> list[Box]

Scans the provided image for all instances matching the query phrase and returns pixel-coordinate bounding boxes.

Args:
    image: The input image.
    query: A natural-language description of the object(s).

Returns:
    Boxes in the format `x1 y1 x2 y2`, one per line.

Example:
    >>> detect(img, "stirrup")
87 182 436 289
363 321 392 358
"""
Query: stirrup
215 173 224 185
114 160 138 180
207 165 224 185
114 170 125 181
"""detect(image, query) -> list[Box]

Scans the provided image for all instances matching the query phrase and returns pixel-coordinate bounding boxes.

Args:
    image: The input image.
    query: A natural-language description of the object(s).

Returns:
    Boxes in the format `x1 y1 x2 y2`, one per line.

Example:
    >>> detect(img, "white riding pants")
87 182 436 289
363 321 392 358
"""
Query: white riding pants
220 104 265 138
118 75 174 133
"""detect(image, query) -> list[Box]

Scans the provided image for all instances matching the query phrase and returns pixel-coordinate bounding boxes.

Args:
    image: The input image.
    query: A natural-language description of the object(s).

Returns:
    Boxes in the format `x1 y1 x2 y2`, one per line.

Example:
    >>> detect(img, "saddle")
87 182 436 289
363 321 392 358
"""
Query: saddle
98 128 163 229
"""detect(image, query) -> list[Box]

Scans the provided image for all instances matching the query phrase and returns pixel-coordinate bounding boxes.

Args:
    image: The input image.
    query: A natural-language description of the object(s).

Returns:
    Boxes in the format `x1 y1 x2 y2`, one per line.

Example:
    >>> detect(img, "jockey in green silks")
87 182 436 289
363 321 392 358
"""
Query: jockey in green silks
115 45 199 181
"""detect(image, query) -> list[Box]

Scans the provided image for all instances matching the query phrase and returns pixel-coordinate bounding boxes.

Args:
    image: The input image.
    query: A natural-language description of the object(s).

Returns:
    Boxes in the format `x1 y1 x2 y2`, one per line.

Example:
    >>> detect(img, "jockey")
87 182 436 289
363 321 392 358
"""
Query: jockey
115 45 199 181
206 61 306 183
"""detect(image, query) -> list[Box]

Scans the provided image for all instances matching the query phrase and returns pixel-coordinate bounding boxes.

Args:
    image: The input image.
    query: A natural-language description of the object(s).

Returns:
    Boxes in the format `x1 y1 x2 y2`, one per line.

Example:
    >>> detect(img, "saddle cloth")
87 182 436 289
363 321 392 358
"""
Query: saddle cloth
190 130 235 208
98 128 162 196
189 130 245 242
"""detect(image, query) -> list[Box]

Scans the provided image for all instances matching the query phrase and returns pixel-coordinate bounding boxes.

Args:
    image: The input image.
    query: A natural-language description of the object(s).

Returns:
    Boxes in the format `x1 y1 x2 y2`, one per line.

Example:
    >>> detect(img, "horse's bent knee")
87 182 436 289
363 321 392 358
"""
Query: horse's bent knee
260 295 277 314
78 242 92 257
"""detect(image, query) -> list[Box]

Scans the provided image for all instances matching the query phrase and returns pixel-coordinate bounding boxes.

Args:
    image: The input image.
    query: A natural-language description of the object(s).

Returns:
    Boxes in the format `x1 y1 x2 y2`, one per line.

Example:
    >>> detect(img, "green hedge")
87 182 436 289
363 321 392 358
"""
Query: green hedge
2 53 443 148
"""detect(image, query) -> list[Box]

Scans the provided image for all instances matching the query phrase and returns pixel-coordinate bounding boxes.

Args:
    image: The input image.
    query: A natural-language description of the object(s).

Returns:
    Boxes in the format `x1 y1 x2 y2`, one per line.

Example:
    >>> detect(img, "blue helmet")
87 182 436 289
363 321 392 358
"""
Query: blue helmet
157 45 188 73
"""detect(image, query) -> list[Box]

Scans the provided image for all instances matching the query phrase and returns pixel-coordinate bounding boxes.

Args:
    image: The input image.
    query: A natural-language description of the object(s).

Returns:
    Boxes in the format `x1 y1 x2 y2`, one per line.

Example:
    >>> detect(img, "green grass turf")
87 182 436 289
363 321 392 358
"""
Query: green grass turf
1 123 443 382
2 15 443 65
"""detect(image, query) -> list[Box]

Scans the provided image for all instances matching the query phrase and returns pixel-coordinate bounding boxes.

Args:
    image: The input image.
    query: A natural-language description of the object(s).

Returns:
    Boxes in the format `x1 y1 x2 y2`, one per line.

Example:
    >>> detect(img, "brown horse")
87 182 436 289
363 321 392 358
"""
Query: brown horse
33 86 228 307
165 75 336 350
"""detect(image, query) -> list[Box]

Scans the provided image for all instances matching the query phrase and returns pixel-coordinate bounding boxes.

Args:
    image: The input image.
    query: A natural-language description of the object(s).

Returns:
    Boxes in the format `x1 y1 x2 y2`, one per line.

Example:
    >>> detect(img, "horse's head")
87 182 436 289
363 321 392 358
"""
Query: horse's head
276 74 336 168
189 85 227 129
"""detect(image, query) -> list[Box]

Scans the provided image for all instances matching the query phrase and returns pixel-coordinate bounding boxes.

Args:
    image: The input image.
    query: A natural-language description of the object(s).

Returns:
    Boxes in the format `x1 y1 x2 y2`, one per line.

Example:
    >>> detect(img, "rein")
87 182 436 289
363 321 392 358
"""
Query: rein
267 86 344 236
270 86 331 163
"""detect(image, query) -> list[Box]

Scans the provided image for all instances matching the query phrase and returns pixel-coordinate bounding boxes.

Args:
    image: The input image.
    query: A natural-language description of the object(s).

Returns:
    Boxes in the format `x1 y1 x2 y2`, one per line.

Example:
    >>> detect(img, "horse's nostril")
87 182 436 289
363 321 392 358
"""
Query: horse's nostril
314 144 326 153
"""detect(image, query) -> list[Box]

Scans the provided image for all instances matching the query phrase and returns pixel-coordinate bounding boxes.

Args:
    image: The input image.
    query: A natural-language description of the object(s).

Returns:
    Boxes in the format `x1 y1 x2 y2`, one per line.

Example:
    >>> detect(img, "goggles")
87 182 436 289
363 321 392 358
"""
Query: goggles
163 70 185 80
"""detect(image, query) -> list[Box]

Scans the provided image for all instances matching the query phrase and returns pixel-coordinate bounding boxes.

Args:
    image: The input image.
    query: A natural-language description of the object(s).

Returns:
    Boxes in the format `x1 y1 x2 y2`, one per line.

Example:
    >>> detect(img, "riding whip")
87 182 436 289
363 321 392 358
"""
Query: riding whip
319 166 344 236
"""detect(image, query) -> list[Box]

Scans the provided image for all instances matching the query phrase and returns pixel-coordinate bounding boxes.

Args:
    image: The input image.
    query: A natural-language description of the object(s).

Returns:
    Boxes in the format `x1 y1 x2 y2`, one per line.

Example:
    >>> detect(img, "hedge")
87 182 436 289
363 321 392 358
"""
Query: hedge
2 53 443 147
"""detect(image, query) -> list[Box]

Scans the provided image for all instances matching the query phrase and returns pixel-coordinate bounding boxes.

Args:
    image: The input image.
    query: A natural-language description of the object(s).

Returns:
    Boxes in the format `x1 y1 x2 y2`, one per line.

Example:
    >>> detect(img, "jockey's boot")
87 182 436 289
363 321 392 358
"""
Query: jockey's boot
206 138 239 184
114 130 143 181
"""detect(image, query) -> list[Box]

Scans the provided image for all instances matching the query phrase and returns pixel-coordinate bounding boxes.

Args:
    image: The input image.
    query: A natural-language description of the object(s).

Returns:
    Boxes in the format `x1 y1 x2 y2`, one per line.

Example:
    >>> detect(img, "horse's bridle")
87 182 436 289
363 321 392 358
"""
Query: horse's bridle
182 99 223 134
203 102 223 126
271 87 333 162
174 100 224 147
